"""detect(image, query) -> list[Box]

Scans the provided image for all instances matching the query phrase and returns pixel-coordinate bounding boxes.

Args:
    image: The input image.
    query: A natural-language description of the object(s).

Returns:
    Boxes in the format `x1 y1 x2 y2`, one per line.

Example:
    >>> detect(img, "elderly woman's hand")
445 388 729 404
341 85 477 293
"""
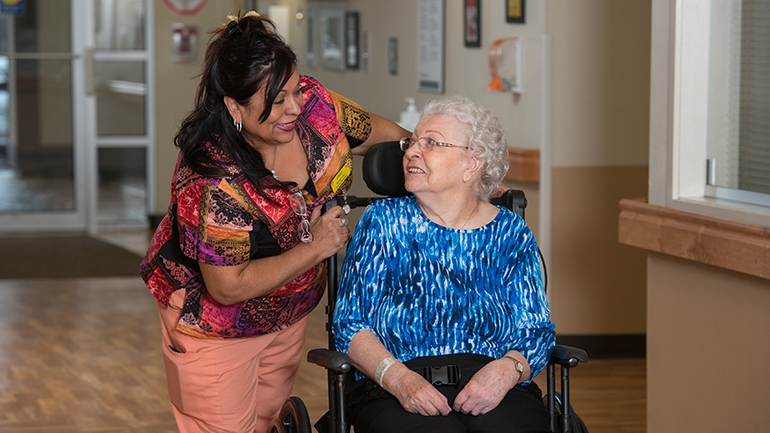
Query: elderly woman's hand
308 205 350 258
452 358 521 416
383 364 452 417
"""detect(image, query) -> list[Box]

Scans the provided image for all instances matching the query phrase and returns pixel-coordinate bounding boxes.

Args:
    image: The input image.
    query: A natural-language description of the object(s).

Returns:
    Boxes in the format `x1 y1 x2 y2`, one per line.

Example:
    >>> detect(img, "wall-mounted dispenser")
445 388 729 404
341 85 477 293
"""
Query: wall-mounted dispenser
488 37 522 94
398 98 420 132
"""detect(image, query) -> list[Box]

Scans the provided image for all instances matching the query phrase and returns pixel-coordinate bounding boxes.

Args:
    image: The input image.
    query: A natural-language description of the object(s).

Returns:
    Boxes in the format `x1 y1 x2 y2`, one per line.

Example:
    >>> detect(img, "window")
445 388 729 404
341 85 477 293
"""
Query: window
705 0 770 206
649 0 770 226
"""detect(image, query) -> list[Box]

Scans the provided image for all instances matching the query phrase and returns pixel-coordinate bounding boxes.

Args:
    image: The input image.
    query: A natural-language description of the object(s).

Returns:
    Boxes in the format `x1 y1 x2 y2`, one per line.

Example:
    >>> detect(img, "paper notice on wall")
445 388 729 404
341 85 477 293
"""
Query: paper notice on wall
416 0 444 94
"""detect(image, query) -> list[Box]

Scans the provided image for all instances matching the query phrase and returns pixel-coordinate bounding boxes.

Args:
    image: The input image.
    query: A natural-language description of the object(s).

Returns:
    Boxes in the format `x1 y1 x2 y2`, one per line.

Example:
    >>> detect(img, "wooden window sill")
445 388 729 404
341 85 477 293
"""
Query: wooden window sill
618 198 770 280
504 147 539 183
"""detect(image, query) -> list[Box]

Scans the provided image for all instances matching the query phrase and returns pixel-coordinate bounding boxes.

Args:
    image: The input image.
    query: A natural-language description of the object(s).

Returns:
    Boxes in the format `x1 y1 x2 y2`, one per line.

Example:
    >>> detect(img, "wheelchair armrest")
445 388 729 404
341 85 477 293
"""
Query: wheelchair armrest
549 345 589 368
307 348 352 373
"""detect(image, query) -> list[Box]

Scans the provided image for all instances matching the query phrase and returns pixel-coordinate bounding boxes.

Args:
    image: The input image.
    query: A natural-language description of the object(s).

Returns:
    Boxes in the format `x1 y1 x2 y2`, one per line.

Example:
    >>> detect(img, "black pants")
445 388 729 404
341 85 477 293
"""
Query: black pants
352 353 551 433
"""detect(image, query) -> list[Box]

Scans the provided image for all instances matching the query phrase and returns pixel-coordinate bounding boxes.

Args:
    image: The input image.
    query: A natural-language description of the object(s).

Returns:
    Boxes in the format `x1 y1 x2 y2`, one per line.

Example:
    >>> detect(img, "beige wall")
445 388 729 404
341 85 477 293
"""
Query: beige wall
546 0 650 334
647 253 770 431
551 166 648 334
306 0 548 151
153 0 242 212
548 0 651 168
151 0 651 337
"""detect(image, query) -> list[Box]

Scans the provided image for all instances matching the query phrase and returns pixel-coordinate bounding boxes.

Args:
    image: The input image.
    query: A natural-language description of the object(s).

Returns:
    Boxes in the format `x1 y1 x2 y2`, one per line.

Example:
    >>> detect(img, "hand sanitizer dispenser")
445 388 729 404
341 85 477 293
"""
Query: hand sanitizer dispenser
398 97 420 132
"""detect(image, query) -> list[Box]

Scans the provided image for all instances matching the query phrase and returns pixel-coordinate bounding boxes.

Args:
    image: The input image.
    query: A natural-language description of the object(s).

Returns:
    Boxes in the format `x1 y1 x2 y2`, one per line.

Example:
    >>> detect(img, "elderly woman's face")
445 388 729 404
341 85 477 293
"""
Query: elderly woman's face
403 114 472 197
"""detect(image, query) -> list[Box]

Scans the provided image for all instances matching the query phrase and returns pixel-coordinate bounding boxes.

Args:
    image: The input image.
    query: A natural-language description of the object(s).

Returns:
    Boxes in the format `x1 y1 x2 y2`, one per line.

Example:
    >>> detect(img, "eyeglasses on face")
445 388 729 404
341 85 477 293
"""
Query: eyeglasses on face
289 190 313 243
399 136 469 152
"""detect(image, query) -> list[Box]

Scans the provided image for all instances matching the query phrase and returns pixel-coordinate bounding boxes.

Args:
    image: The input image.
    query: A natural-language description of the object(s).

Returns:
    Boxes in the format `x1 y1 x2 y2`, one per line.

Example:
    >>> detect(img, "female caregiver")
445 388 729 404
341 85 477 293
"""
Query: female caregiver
141 12 408 433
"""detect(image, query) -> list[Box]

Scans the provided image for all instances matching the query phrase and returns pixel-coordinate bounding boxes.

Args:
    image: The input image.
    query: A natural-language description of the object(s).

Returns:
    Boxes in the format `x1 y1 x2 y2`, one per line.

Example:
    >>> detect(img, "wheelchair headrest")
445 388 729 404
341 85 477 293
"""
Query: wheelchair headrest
362 141 409 197
361 141 526 219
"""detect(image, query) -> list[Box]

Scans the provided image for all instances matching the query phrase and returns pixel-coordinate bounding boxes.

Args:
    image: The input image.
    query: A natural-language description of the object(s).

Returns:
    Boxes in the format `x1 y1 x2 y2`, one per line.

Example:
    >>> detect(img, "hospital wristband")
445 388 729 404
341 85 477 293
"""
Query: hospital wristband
374 356 399 386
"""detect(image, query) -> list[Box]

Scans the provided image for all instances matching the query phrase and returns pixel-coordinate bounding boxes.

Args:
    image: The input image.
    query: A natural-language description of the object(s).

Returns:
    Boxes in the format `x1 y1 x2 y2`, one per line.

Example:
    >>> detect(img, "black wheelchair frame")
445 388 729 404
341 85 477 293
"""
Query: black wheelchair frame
269 142 589 433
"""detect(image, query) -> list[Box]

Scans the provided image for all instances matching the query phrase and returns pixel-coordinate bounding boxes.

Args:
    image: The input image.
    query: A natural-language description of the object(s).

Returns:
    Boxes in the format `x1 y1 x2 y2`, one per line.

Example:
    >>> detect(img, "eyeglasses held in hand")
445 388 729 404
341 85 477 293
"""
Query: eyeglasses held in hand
289 190 313 243
399 136 469 152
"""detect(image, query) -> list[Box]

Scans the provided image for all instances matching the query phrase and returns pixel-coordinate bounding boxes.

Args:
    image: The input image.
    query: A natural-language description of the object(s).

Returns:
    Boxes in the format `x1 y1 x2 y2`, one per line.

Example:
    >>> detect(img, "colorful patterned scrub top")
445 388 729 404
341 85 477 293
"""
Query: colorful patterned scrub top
333 197 556 383
141 76 372 339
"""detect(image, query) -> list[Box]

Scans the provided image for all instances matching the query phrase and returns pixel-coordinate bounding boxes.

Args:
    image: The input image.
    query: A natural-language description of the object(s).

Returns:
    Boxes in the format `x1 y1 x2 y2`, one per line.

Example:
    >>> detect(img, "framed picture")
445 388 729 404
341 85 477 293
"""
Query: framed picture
345 12 359 69
319 5 346 71
506 0 525 24
388 37 398 75
464 0 480 48
306 8 315 67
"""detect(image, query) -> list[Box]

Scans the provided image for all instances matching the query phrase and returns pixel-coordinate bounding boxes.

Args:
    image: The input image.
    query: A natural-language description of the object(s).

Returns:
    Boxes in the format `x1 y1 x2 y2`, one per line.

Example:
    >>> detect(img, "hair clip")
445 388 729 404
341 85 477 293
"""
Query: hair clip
224 20 242 37
223 11 263 37
224 11 260 26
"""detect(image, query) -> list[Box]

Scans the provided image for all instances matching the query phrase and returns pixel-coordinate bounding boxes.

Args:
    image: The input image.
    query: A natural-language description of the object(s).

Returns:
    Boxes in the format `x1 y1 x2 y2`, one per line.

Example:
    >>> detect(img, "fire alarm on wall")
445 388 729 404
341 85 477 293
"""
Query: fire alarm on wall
171 24 198 63
163 0 207 16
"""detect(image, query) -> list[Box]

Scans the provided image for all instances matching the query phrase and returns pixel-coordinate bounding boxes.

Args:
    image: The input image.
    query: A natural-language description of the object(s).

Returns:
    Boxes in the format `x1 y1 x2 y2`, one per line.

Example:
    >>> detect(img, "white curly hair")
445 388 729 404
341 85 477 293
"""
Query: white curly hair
421 95 509 200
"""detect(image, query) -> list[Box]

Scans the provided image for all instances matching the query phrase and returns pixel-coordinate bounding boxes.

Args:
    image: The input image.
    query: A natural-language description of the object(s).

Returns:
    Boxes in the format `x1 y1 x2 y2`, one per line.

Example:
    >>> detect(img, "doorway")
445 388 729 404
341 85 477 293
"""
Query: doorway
0 0 153 232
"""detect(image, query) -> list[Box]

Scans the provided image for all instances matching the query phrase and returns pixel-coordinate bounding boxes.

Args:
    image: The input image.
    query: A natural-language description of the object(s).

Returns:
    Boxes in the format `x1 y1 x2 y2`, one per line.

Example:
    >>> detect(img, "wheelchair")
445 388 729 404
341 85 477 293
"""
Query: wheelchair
268 142 589 433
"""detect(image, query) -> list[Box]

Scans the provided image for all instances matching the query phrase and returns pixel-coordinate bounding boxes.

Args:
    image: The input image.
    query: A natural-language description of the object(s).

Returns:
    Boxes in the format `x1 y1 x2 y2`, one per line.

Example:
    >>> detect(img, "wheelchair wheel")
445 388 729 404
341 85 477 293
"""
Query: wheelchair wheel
266 417 288 433
543 392 589 433
268 396 312 433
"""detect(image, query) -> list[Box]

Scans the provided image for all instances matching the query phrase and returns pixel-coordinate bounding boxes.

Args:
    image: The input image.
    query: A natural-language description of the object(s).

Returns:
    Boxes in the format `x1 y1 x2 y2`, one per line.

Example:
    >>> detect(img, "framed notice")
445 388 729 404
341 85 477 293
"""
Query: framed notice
306 8 315 67
416 0 445 93
319 5 346 71
346 12 359 69
464 0 481 48
506 0 525 24
388 37 398 75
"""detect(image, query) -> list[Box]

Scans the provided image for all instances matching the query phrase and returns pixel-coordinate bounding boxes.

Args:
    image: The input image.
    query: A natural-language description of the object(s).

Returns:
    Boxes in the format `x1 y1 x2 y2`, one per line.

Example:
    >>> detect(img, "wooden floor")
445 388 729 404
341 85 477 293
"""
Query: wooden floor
0 275 645 432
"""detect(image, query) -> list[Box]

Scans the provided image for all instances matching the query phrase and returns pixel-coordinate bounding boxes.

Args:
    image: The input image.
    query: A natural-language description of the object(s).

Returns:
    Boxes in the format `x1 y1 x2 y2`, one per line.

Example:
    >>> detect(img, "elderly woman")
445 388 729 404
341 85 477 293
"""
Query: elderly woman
141 12 408 433
333 95 555 433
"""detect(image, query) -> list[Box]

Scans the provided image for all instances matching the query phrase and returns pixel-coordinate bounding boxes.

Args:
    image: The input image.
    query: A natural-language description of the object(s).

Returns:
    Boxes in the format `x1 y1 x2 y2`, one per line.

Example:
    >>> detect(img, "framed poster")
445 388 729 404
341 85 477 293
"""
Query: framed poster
319 5 345 71
388 37 398 75
345 12 359 69
506 0 525 24
306 8 315 67
417 0 445 93
464 0 481 48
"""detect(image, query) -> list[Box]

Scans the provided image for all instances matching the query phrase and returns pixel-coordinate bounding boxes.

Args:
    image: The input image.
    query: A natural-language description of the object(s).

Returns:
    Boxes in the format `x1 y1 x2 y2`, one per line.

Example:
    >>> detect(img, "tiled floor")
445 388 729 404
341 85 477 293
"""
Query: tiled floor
0 169 147 227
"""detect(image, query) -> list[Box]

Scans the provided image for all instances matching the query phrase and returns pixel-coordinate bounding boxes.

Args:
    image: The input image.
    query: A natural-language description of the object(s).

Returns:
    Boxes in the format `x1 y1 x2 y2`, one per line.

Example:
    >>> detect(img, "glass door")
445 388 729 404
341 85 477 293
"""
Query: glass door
0 1 86 230
0 0 153 232
88 0 153 229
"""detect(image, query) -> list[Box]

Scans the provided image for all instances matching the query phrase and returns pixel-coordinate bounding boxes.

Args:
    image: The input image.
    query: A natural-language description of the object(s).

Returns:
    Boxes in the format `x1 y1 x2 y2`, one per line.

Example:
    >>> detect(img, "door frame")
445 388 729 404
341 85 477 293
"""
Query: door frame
85 0 155 233
0 0 155 233
0 2 88 231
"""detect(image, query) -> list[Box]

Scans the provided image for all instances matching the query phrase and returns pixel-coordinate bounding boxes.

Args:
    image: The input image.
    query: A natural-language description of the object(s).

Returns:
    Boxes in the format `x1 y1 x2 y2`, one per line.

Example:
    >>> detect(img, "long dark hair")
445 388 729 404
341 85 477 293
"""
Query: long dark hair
174 13 298 197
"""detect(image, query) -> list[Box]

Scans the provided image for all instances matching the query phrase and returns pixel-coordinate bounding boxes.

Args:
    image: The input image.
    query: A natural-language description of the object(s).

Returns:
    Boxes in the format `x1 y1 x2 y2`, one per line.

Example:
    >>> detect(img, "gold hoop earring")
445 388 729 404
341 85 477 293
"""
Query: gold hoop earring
234 118 242 133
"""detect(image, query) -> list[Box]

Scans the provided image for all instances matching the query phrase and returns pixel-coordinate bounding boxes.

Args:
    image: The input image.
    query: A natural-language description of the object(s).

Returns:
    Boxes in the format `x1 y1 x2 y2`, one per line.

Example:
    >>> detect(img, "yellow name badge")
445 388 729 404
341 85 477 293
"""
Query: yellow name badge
331 164 351 192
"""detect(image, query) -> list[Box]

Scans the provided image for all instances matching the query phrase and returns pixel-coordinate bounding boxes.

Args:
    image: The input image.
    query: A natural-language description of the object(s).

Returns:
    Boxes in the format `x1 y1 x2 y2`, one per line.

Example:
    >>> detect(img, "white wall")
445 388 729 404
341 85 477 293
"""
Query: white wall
153 0 242 212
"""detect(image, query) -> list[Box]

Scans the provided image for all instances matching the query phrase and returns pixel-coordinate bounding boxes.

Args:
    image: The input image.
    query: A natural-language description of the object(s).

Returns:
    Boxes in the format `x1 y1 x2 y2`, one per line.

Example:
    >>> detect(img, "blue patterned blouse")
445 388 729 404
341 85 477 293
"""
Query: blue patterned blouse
333 196 556 383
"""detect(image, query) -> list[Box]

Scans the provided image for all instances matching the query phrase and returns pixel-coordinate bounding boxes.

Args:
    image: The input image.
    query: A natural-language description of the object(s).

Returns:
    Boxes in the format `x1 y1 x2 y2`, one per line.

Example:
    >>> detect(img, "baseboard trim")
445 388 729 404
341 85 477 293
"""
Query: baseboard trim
556 334 646 359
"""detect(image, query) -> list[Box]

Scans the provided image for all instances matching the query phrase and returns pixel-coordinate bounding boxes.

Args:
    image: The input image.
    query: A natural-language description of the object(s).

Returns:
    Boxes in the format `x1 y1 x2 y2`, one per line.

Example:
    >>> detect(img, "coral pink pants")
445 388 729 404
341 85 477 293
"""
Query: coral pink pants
158 290 308 433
